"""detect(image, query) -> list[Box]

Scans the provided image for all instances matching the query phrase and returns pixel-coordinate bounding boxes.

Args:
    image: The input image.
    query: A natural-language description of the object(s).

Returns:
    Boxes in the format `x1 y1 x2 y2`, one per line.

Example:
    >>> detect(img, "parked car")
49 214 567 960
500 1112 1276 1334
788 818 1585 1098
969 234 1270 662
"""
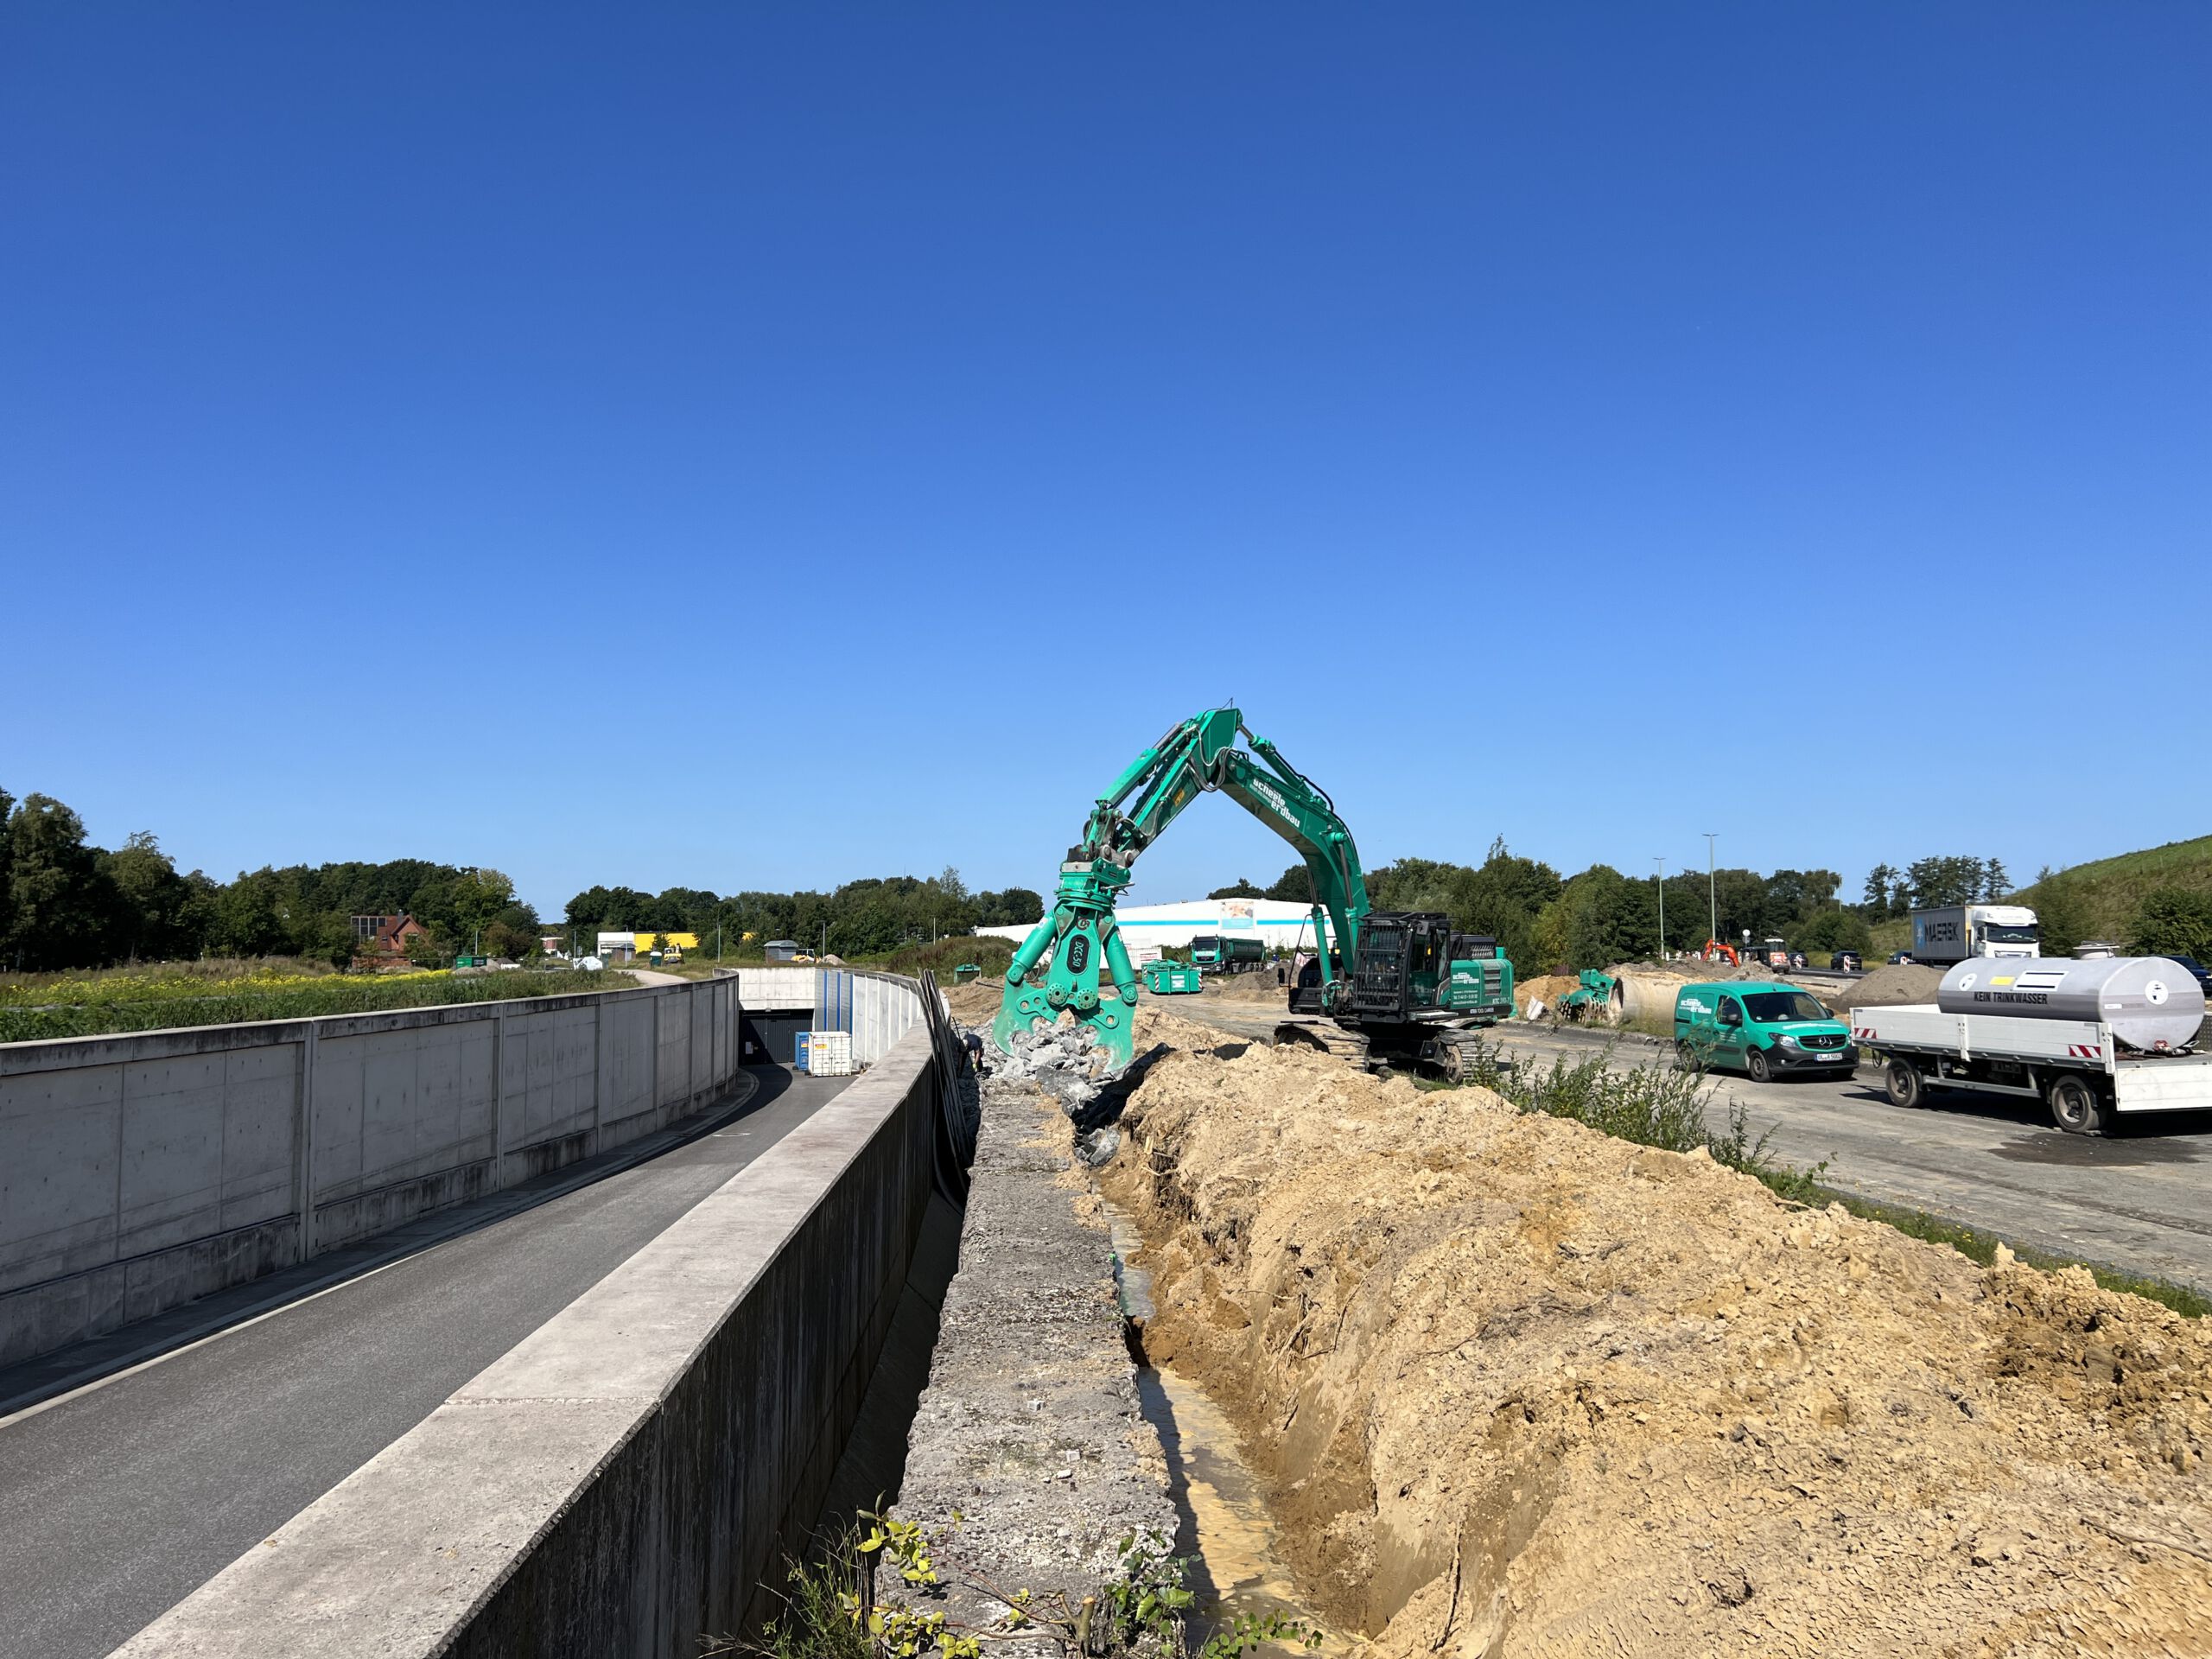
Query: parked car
1675 982 1857 1084
1829 950 1862 972
2165 956 2212 997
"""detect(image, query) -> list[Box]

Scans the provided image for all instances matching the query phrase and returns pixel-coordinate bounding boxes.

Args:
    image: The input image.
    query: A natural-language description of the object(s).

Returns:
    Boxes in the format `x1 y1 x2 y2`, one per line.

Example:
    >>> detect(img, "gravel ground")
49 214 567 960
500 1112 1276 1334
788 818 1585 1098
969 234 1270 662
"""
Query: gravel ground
891 1062 1177 1649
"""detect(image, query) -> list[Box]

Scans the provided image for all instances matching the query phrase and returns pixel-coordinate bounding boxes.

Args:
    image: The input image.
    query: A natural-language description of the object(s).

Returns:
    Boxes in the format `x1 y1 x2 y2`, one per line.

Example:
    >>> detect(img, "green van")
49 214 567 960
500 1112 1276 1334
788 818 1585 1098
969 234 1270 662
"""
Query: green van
1674 982 1856 1083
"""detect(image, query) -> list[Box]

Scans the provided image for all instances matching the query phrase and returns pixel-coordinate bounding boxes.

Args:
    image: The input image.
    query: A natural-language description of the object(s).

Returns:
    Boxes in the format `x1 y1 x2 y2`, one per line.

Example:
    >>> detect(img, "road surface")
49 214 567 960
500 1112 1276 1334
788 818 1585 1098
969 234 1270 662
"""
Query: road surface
1169 997 2212 1294
0 1065 848 1659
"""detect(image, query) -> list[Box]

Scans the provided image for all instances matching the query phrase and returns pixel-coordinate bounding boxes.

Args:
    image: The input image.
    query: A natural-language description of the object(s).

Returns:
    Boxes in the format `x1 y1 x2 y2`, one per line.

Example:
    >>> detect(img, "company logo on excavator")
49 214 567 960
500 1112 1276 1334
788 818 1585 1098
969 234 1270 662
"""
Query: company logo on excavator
1068 936 1090 973
1248 778 1299 827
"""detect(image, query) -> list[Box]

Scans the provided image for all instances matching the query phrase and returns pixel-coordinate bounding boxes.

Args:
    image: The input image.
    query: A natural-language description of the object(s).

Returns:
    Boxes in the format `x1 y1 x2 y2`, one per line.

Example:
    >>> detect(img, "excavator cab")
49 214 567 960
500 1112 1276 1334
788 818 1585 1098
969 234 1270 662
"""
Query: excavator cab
1342 912 1454 1020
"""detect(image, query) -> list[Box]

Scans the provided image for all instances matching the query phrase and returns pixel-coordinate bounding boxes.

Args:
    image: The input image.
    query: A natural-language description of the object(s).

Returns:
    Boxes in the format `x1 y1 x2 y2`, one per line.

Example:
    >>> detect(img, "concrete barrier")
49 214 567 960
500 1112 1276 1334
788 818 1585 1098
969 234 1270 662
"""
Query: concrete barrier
113 1015 943 1659
0 976 745 1370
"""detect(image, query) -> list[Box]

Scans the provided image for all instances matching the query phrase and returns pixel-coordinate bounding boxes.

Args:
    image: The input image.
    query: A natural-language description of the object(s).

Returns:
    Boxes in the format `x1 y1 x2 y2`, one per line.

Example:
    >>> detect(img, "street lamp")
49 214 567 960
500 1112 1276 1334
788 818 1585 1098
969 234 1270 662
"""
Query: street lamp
1704 833 1719 951
1654 857 1666 962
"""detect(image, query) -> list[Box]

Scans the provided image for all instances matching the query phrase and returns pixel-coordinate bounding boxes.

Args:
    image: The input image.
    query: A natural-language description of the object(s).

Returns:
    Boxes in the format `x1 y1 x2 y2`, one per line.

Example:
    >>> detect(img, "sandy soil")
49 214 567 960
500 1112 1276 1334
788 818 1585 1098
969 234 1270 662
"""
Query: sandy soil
1100 1009 2212 1658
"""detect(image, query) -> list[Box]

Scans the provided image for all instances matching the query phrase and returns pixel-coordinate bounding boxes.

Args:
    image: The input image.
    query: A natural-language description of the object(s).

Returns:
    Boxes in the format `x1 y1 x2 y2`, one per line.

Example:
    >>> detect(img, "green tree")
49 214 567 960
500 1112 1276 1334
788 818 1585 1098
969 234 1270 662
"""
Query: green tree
3 794 115 970
1796 907 1872 957
449 868 516 949
2129 887 2212 961
1207 877 1266 899
1905 856 1987 909
1860 863 1898 916
1983 858 2011 899
100 831 197 962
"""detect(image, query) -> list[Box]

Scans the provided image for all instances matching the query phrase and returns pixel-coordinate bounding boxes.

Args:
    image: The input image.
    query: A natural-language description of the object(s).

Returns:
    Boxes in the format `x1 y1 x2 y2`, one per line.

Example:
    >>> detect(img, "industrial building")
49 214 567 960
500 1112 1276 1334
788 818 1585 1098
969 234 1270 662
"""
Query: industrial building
977 896 1337 957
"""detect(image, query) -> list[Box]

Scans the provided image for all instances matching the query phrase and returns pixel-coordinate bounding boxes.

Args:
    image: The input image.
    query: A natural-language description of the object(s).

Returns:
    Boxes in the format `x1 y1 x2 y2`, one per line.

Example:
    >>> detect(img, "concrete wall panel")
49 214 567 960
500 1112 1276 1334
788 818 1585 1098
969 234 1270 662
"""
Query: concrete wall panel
0 976 754 1373
0 1060 124 1294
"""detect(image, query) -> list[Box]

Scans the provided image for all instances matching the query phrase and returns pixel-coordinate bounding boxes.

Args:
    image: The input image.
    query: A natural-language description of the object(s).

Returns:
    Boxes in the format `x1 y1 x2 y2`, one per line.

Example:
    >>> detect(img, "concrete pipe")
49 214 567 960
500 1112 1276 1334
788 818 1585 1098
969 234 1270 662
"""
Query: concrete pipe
1608 971 1684 1028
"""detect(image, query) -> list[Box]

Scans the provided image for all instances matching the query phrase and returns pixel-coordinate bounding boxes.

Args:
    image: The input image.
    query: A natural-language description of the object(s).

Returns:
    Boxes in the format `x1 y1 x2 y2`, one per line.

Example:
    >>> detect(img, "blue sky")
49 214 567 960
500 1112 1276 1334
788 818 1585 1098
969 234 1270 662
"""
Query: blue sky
4 5 2205 916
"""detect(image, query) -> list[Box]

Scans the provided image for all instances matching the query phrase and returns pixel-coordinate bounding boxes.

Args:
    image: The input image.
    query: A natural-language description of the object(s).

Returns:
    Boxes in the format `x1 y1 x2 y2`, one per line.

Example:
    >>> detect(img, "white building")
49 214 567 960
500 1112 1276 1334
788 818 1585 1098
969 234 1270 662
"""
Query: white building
978 896 1337 957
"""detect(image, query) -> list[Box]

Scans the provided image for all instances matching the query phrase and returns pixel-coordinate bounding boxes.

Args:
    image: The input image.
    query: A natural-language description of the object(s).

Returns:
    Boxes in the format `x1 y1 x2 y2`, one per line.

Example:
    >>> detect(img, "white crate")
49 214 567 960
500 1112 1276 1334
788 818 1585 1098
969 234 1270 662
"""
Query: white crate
806 1031 856 1077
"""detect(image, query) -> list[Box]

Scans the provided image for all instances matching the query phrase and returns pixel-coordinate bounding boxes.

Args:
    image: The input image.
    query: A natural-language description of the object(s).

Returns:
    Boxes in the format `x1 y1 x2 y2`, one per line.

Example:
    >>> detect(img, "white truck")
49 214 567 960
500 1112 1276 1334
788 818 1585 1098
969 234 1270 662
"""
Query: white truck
1906 903 2040 965
1852 957 2211 1134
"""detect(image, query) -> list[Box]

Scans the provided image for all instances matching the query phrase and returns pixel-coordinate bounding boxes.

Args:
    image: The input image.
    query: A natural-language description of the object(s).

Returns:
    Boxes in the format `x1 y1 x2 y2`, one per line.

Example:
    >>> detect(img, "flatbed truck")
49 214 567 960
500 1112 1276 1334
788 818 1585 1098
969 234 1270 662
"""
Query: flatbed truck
1850 1001 2212 1135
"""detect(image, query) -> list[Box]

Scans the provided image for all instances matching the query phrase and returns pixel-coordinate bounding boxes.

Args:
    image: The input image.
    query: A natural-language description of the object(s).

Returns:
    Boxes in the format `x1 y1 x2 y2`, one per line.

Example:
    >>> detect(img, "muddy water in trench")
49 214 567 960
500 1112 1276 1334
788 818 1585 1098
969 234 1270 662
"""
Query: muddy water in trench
1103 1204 1341 1656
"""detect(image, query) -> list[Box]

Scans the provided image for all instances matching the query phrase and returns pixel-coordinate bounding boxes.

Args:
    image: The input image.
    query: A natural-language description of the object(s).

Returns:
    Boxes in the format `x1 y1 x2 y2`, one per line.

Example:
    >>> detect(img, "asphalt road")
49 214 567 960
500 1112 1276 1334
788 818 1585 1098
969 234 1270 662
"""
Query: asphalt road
0 1065 848 1659
1170 998 2212 1295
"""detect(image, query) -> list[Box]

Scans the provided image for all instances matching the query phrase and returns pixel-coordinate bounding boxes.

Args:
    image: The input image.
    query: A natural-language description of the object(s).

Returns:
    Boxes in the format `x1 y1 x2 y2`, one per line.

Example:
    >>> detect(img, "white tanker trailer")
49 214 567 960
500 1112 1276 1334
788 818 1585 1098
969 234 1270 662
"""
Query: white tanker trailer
1851 957 2210 1135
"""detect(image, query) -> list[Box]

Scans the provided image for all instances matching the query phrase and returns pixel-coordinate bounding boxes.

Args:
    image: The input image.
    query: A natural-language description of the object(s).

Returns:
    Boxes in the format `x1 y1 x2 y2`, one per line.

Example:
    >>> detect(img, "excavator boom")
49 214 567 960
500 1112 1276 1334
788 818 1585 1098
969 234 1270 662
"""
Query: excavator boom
992 706 1370 1071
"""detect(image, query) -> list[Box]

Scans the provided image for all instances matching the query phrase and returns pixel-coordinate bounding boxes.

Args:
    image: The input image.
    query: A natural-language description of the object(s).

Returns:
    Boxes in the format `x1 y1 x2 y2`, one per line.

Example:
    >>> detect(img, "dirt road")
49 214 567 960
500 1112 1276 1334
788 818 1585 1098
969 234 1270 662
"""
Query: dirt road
1164 996 2212 1294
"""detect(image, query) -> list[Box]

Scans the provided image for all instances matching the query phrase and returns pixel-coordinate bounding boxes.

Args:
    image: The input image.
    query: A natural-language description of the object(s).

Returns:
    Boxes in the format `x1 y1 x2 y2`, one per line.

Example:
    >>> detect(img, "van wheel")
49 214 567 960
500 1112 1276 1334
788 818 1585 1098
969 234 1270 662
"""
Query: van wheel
1884 1058 1923 1109
1745 1047 1773 1084
2049 1074 2108 1136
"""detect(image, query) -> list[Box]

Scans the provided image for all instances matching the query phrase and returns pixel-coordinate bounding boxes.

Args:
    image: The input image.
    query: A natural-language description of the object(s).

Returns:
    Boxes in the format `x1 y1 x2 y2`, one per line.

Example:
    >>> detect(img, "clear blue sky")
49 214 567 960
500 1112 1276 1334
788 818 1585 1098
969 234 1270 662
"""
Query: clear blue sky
4 5 2205 917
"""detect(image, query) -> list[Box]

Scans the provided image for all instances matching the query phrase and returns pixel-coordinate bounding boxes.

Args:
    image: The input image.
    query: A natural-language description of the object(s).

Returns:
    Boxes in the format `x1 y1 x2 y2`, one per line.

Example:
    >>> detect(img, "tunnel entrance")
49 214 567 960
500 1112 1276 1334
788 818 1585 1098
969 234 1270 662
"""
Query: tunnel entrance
741 1009 812 1066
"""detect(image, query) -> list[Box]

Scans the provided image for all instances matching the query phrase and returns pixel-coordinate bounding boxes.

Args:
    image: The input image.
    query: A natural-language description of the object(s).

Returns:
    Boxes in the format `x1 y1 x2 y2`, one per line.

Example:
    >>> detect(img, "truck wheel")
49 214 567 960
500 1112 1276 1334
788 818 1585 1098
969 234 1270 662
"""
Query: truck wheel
1884 1058 1923 1109
1745 1047 1773 1084
2048 1074 2108 1136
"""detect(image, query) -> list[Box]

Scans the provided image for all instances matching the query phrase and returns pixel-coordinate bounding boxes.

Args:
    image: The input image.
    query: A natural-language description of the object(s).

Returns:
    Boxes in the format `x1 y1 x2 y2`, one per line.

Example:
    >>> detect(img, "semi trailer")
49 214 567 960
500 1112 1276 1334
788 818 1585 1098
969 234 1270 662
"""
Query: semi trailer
1907 904 2040 965
1851 956 2209 1134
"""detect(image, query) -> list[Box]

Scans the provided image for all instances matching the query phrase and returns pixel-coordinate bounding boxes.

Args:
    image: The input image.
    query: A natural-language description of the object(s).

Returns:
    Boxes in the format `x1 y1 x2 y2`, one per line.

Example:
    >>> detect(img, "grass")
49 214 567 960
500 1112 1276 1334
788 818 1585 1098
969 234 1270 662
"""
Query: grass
1429 1036 2209 1319
0 963 639 1042
860 937 1020 982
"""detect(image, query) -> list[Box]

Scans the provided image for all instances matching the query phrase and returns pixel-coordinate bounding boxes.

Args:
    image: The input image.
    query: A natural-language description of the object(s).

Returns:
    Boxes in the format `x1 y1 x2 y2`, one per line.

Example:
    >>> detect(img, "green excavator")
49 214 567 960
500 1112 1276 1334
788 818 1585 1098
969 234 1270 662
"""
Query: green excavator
990 706 1514 1077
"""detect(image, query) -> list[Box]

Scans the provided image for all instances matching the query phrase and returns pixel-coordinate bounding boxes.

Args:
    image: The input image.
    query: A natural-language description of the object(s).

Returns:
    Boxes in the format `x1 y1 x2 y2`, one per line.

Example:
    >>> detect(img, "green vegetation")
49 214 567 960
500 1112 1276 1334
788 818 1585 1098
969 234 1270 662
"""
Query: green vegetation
863 936 1020 981
0 963 632 1043
0 785 543 972
2010 834 2212 957
719 1512 1316 1659
1432 1038 1827 1199
566 867 1043 963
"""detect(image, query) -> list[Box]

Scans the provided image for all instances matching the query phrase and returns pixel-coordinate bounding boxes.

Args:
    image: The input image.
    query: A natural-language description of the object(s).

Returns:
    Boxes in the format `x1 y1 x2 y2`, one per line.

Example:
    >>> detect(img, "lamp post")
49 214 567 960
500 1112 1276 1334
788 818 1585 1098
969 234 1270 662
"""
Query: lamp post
1704 833 1719 951
1654 857 1667 963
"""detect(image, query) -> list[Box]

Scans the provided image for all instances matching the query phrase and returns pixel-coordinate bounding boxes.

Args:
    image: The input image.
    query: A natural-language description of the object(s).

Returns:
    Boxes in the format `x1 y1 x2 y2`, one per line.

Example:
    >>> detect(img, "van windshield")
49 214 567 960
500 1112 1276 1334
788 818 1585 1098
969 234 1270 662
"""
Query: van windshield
1744 991 1829 1024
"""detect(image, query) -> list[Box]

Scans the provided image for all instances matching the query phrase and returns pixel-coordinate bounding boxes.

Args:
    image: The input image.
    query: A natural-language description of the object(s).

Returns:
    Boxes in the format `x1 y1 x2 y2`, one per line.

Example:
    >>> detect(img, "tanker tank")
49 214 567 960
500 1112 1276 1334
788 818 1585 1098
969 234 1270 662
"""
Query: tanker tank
1937 957 2205 1052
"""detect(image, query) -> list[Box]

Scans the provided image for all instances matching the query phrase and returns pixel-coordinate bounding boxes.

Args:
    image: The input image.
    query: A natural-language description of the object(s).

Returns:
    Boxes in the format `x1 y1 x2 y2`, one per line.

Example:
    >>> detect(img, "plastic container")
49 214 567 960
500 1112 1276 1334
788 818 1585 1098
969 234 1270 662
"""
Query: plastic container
793 1031 813 1073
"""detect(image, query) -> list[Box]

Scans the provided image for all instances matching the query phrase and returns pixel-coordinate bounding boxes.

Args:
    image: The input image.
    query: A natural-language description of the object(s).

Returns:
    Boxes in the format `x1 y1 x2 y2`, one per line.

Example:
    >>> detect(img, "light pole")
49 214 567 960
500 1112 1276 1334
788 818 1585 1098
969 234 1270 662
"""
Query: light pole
1654 857 1666 962
1704 833 1719 951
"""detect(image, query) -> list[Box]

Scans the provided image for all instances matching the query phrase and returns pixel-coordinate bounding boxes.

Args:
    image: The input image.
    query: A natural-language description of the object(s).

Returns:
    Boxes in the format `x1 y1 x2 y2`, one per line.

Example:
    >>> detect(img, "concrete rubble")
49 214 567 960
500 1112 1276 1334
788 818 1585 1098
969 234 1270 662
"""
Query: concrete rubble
886 1037 1176 1651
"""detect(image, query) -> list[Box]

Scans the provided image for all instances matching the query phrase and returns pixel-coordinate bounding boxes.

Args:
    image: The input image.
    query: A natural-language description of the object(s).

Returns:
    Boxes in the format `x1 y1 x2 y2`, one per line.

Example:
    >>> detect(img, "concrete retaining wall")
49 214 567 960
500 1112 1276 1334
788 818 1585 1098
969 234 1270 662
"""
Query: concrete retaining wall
115 1016 943 1659
0 976 745 1371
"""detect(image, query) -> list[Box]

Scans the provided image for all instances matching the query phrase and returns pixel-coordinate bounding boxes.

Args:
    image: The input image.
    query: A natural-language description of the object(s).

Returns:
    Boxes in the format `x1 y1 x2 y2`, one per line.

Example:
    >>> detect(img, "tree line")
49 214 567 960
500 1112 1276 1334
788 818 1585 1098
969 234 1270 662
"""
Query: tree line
0 788 538 972
562 868 1043 960
1215 839 2025 972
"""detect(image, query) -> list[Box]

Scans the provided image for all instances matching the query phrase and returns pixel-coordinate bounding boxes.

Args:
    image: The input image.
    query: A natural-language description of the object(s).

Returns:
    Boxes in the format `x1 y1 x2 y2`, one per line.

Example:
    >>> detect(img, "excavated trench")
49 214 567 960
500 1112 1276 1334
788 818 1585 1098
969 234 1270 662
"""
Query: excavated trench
851 998 2212 1656
1104 1202 1337 1652
1093 1007 2212 1658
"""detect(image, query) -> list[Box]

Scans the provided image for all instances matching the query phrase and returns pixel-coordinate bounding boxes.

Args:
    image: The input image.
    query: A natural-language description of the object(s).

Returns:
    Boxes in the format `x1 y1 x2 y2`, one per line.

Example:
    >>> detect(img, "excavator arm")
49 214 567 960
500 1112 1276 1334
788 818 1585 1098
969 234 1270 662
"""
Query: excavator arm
992 706 1370 1071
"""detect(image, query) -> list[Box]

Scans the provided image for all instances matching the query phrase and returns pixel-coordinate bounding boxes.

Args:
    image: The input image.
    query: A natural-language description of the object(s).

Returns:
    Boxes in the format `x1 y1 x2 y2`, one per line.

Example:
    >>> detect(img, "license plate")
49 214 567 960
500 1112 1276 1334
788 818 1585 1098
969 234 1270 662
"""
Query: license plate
1816 1052 1841 1061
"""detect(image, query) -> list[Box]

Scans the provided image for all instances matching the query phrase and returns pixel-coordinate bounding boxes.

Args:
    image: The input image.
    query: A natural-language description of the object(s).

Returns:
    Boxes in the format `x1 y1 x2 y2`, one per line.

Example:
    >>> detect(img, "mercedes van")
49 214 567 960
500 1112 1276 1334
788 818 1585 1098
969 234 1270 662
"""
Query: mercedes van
1675 982 1856 1083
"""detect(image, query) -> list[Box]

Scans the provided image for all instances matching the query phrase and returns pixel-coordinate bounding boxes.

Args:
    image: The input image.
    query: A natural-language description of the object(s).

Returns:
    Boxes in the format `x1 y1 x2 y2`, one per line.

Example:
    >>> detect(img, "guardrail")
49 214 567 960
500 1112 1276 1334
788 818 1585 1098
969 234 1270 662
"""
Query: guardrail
0 974 745 1371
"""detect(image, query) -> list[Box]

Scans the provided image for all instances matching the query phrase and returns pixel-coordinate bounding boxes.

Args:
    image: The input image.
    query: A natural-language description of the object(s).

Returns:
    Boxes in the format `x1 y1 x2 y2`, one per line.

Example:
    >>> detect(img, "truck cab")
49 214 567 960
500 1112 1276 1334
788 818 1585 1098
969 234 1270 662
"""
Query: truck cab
1675 982 1856 1084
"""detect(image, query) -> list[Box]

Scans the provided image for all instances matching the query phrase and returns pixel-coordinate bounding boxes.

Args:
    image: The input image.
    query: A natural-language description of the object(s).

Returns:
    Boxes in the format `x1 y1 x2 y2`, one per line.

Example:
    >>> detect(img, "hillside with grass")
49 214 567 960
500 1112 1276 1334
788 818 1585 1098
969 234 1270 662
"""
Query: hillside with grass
2012 834 2212 955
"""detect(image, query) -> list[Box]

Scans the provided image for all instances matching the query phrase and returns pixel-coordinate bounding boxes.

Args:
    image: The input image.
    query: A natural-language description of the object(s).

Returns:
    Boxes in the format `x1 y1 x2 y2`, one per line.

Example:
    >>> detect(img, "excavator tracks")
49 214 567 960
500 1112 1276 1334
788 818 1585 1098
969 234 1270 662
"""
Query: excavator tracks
1270 1017 1373 1068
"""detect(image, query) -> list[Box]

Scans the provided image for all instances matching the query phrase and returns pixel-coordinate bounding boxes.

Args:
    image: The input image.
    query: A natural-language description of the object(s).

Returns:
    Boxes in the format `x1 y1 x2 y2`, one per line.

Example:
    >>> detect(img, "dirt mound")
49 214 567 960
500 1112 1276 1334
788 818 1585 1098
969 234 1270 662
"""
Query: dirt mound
1513 974 1577 1017
943 979 1005 1023
1208 969 1290 1005
1101 1008 2212 1657
1836 963 1943 1010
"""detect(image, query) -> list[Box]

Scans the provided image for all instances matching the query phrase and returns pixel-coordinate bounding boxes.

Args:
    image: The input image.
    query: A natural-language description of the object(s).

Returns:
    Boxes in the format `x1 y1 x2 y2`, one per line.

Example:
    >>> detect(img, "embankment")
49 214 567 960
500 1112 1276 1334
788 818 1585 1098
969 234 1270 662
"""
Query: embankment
1102 1010 2212 1656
